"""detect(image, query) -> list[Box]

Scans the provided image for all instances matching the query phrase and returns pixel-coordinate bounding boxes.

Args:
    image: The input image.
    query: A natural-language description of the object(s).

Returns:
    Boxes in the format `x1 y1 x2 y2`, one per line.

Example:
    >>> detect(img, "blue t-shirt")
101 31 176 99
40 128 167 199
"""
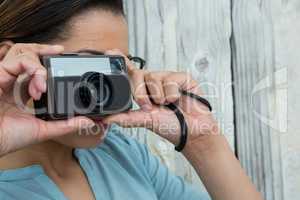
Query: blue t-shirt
0 126 210 200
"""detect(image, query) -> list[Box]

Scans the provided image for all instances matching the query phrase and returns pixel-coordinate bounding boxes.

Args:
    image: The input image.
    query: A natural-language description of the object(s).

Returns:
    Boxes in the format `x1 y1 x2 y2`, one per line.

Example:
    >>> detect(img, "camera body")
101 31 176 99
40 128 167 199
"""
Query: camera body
34 54 132 120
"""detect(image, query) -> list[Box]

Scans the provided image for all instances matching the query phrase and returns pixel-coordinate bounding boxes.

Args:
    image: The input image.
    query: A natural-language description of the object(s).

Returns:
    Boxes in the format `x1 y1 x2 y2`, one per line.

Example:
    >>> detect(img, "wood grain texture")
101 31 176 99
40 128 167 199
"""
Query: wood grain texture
232 0 299 199
123 0 234 186
123 0 299 198
231 0 282 199
273 0 300 199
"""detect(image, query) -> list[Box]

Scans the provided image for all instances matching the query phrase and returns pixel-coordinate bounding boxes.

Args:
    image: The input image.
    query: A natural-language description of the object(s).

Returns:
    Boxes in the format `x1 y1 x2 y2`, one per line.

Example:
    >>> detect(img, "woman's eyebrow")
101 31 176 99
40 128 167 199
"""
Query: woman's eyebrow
74 49 132 58
75 49 105 55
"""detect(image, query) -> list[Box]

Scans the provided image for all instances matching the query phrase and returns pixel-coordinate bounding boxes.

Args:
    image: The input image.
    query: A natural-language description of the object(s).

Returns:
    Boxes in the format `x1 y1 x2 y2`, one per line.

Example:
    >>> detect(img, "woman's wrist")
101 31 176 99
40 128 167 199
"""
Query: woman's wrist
182 134 232 165
183 134 264 200
0 145 8 158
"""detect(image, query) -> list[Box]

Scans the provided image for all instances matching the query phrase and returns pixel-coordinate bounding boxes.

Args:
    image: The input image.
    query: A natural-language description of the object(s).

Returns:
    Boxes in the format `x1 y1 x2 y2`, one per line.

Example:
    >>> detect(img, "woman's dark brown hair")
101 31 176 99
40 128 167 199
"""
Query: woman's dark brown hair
0 0 124 43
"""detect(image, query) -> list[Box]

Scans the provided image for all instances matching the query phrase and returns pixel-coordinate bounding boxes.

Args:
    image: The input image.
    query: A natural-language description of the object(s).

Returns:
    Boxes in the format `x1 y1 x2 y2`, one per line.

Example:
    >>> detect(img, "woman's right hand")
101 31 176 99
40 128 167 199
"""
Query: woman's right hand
0 43 95 157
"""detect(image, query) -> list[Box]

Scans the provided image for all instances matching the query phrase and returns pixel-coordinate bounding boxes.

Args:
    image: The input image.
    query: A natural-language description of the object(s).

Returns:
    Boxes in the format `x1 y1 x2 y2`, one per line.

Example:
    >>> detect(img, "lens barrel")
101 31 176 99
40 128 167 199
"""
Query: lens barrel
79 72 111 109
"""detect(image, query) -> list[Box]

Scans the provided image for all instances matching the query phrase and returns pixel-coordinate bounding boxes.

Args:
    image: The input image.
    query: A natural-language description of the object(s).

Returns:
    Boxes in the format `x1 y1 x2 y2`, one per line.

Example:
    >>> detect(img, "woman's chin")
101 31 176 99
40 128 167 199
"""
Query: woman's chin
53 126 109 149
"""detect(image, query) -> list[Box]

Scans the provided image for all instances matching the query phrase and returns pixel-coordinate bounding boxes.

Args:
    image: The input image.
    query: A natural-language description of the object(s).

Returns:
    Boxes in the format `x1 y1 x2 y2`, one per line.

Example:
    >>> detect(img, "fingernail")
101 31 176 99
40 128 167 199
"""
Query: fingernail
42 81 47 92
38 81 46 92
36 92 42 100
30 86 38 99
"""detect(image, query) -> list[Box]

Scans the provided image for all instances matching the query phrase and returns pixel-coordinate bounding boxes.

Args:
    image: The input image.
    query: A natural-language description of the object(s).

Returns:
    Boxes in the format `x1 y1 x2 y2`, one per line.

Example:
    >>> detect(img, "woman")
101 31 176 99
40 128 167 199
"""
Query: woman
0 1 263 200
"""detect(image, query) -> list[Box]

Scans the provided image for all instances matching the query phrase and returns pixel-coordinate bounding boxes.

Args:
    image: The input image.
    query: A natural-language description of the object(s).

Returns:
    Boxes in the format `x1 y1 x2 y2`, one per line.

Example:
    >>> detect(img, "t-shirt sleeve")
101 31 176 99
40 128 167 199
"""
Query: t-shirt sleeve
124 134 211 200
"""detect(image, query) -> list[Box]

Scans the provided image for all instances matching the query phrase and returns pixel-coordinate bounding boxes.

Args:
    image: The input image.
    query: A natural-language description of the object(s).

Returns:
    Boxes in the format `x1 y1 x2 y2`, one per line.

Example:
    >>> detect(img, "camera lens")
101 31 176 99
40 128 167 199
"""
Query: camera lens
79 72 111 109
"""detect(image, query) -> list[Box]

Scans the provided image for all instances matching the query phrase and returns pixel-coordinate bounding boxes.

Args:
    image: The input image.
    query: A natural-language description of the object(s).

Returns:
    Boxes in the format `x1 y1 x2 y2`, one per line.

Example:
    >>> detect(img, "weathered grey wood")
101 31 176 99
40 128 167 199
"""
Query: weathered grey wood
232 1 282 199
123 0 234 186
124 0 300 199
232 0 300 199
273 0 300 199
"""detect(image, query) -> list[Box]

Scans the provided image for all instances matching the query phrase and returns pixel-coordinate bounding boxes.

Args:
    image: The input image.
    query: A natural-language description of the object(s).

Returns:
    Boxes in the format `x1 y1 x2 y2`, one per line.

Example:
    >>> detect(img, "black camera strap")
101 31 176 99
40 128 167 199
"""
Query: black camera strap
165 103 188 152
165 91 212 152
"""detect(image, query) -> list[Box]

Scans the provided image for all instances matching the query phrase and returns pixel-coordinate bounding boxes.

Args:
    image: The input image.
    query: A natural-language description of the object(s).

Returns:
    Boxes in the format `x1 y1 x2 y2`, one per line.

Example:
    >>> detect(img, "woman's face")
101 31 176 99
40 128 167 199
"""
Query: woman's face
51 9 129 148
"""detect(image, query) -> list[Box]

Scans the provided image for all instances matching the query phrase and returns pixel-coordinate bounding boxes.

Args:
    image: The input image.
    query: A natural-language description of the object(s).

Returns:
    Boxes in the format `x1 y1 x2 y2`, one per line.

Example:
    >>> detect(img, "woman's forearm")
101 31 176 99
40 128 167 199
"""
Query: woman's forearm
183 135 264 200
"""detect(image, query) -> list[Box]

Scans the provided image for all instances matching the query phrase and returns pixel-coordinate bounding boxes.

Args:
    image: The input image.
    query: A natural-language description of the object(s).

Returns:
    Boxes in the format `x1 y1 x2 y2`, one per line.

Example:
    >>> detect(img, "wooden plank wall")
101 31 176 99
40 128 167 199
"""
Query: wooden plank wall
124 0 299 199
232 0 299 199
123 0 234 186
231 0 282 199
272 0 300 199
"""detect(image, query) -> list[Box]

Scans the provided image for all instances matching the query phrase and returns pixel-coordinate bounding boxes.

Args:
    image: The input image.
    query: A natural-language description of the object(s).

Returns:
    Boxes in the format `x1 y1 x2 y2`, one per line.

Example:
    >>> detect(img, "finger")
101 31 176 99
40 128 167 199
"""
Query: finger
163 72 207 113
5 44 64 59
144 72 167 105
0 54 47 100
130 69 152 111
29 44 64 55
105 49 153 110
29 68 47 100
102 110 153 128
16 50 47 92
0 58 42 99
7 58 46 100
163 79 181 103
37 117 95 141
1 43 64 93
32 68 47 92
105 49 136 72
165 72 200 94
0 41 13 61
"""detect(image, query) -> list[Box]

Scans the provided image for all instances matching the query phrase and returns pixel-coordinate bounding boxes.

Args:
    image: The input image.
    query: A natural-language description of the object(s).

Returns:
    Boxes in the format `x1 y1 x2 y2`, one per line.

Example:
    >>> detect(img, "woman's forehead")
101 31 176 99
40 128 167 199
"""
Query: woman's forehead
58 10 129 55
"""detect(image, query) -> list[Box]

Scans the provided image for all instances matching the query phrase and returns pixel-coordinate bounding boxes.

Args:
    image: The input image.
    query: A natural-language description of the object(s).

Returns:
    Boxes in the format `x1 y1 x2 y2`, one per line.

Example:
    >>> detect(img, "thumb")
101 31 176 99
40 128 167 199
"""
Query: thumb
102 110 154 128
0 41 13 61
37 116 96 141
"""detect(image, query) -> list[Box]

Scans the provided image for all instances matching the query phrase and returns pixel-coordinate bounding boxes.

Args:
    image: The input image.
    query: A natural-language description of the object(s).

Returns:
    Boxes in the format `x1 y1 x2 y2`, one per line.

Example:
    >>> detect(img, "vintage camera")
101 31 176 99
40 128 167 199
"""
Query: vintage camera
34 54 132 120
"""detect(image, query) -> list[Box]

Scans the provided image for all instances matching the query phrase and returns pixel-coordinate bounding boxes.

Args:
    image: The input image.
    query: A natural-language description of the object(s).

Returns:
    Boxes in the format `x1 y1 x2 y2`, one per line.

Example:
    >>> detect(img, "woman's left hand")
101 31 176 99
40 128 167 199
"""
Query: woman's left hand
103 51 263 200
102 50 219 148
